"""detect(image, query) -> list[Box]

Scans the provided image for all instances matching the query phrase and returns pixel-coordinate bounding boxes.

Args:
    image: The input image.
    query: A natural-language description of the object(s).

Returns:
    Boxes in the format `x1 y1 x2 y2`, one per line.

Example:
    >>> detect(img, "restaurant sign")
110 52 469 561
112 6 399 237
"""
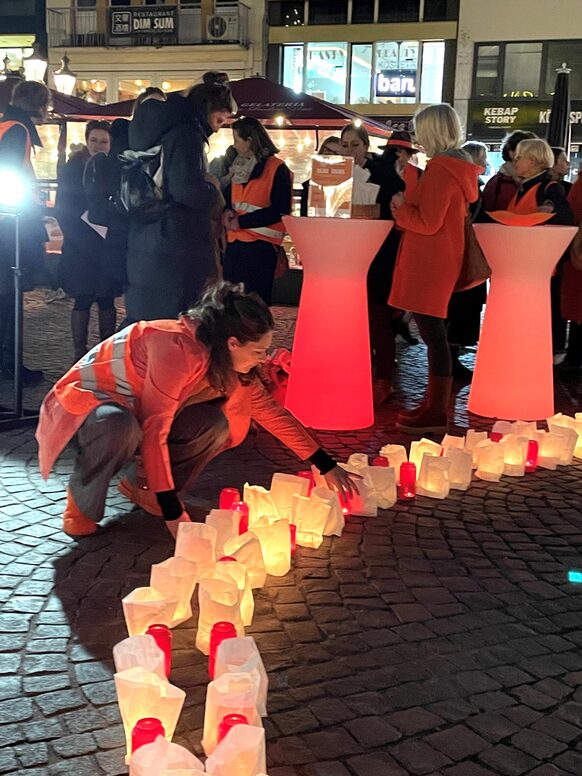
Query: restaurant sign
110 7 178 39
468 99 582 141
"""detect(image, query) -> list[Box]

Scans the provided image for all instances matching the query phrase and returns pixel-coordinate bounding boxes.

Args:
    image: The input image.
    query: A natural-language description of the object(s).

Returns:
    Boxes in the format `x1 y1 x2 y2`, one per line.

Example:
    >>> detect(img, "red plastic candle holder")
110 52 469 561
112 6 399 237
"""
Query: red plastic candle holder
217 713 248 743
219 487 241 510
489 431 503 442
219 556 237 562
209 621 237 679
131 717 165 753
398 462 416 500
339 493 351 516
296 470 315 493
289 523 297 554
146 623 172 677
372 456 389 467
525 439 539 473
232 501 249 535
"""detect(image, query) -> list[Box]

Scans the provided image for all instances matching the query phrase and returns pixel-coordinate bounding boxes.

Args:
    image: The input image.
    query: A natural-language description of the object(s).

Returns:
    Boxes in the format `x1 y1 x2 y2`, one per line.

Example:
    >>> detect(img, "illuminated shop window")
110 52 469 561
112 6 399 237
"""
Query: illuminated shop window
160 79 192 94
282 44 304 93
420 41 445 103
305 42 348 104
350 44 372 104
118 78 152 101
76 78 108 104
373 40 418 105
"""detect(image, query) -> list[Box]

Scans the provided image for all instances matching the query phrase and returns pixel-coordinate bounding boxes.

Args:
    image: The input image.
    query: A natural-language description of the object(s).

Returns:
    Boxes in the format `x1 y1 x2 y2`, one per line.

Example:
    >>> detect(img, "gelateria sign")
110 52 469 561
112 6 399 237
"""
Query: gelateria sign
469 100 582 141
110 7 178 39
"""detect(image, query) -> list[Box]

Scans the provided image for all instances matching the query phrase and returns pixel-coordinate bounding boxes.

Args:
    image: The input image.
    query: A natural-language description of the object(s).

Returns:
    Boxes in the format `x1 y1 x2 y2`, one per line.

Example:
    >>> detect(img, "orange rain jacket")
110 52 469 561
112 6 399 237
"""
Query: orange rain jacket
36 317 319 492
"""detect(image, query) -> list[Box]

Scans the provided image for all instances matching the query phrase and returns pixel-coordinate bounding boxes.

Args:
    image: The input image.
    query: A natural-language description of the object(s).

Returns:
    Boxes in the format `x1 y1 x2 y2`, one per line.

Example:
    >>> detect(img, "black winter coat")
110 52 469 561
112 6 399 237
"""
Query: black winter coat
124 96 220 321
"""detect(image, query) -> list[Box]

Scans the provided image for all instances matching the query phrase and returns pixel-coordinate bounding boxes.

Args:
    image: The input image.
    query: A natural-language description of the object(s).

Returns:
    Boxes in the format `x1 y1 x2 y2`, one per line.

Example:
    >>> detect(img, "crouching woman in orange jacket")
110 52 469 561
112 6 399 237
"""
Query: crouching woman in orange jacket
36 282 357 538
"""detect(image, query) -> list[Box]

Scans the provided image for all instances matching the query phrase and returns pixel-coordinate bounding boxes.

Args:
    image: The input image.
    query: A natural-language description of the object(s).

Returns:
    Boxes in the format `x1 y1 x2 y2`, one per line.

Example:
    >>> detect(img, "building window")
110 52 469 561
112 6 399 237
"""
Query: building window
268 1 304 26
420 41 445 103
76 0 96 6
350 44 372 103
545 42 582 99
373 40 419 104
118 78 151 101
474 45 500 98
282 44 304 93
378 0 419 23
76 78 107 104
423 0 459 20
305 42 348 104
503 42 542 98
308 1 348 25
352 0 374 23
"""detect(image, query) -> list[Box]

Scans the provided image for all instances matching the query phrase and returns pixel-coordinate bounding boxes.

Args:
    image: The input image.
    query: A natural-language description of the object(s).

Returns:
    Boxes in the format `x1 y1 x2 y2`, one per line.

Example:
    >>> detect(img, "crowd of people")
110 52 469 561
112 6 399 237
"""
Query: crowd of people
1 74 581 536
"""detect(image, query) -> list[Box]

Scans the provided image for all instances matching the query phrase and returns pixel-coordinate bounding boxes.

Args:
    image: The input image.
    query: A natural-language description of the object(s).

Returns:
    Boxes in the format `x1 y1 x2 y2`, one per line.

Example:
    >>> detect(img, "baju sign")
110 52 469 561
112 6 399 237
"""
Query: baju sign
110 7 178 41
468 99 582 142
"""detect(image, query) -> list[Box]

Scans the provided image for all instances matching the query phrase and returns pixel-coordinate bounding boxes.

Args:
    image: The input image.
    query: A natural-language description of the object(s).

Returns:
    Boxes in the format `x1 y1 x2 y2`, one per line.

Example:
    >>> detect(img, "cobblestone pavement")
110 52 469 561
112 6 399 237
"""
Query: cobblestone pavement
1 292 582 775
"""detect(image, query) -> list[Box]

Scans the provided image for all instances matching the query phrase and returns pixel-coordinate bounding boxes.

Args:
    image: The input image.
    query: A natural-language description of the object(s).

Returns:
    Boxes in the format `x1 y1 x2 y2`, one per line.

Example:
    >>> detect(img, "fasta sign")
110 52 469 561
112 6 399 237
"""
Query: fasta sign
375 70 416 98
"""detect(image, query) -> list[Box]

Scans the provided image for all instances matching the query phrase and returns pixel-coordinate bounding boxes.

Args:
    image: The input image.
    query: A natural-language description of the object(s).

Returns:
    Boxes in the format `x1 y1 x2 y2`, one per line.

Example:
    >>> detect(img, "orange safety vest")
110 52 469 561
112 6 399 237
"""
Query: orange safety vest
0 119 34 173
228 156 290 245
507 182 542 214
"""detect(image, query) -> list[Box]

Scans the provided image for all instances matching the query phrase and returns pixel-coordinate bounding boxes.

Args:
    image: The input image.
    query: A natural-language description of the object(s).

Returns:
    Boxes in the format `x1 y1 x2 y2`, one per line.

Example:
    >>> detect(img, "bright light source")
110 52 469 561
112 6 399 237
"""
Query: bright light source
53 53 76 96
274 115 285 127
22 40 47 83
353 118 363 128
0 170 27 211
162 81 171 91
568 570 582 584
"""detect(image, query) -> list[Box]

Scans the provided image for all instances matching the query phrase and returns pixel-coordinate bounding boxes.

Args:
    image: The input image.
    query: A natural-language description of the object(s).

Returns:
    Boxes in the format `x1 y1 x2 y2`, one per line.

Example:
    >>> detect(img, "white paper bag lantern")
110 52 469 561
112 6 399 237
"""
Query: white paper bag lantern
441 434 465 451
196 578 244 655
534 430 563 469
214 636 268 717
243 484 278 526
512 420 538 437
409 438 443 472
202 672 262 756
205 724 266 776
378 444 407 482
250 517 291 576
270 473 310 518
150 557 198 625
222 533 267 589
204 561 254 627
347 453 369 468
416 454 450 499
492 420 513 438
114 666 185 761
474 440 505 481
113 635 166 681
310 487 344 537
499 434 528 476
572 414 582 459
122 587 181 637
206 510 240 557
174 522 217 571
444 447 473 491
291 493 328 548
546 416 578 465
129 736 205 776
367 465 397 508
465 430 489 466
339 462 377 516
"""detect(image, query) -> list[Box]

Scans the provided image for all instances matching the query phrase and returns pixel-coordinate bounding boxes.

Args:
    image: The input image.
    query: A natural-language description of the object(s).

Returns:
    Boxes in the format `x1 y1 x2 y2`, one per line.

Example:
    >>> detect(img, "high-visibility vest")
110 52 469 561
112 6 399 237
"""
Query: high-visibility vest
228 155 290 245
0 120 34 173
507 182 542 214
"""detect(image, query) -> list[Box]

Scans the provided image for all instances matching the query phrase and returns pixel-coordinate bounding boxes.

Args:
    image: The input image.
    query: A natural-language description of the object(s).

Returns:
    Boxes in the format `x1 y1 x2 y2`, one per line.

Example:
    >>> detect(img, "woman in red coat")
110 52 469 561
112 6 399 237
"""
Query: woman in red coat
36 283 356 538
389 104 481 434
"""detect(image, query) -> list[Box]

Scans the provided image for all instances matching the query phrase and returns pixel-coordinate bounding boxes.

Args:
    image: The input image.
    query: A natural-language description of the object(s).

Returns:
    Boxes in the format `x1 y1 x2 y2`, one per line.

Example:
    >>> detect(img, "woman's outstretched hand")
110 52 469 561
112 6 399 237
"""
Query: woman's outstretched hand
323 466 361 500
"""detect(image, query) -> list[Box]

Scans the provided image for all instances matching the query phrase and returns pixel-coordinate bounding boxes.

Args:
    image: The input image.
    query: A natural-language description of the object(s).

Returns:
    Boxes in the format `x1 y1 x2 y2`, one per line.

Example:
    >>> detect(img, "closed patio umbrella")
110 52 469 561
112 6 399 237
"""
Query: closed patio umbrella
547 64 572 155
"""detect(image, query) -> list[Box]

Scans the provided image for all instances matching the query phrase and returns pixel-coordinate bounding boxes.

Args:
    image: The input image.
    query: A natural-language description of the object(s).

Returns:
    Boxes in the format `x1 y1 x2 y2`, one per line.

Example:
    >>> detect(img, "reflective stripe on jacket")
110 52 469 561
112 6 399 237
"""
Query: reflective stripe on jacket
36 317 319 492
228 156 289 245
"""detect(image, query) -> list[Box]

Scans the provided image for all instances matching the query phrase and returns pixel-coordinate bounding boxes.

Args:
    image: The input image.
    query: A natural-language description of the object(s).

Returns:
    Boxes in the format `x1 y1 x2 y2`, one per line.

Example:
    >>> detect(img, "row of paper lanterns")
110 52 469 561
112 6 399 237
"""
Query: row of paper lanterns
109 410 582 773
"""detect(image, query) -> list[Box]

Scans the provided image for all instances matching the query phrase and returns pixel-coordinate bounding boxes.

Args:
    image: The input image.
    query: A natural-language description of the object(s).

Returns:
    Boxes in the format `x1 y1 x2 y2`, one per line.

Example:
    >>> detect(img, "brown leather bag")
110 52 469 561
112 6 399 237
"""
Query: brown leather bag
454 217 492 292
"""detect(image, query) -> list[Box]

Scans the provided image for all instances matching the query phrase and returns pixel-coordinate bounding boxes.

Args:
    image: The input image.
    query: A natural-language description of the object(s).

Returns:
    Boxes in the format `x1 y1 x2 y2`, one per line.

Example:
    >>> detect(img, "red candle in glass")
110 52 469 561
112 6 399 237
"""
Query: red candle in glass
131 717 165 753
146 623 172 677
372 456 389 467
490 431 503 442
232 501 249 534
219 487 240 510
209 621 237 679
289 523 297 554
398 462 416 500
525 439 539 473
296 470 315 493
339 493 351 516
217 713 248 743
219 556 237 562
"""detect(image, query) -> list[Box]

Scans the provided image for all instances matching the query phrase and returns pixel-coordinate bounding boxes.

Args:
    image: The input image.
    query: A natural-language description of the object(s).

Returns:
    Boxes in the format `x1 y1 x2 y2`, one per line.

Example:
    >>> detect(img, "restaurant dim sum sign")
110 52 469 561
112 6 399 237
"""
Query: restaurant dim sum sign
469 99 582 141
110 7 178 40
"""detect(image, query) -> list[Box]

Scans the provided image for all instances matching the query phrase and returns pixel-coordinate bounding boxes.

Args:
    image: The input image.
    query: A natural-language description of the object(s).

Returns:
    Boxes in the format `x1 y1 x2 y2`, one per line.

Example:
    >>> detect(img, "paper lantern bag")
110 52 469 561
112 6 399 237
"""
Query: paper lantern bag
174 522 217 570
222 533 267 589
150 556 198 625
206 509 240 557
129 736 205 776
196 578 244 655
270 473 310 518
113 634 166 680
214 636 268 716
205 724 266 776
250 516 291 576
122 587 181 636
203 561 254 627
202 672 262 755
416 455 451 499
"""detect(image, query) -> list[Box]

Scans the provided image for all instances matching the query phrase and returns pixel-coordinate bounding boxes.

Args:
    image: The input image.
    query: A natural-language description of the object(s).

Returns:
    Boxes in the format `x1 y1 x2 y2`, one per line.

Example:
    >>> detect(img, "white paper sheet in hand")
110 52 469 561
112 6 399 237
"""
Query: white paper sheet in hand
81 209 108 239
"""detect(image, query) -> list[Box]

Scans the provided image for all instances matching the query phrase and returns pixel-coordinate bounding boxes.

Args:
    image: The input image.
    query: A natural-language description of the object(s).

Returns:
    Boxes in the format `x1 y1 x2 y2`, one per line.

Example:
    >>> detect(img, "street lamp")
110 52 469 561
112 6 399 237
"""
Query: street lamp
22 40 48 82
53 53 77 95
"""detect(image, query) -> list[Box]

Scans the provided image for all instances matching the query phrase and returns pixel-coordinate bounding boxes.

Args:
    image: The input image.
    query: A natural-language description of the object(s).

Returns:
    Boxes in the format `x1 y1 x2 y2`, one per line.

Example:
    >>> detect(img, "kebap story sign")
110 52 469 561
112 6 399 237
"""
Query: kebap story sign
469 99 582 141
110 7 178 39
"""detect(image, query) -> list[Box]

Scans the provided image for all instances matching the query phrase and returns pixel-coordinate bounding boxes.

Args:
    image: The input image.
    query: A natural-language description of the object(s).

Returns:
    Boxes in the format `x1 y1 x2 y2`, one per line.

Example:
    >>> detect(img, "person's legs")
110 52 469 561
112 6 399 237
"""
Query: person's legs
68 403 141 525
96 296 116 342
368 300 396 401
415 314 452 377
71 294 94 361
222 241 277 305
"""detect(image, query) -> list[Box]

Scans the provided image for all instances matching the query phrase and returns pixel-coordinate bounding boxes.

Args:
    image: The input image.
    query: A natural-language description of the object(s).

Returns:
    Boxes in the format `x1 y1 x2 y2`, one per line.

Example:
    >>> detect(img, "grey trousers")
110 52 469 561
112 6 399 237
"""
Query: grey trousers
69 402 230 522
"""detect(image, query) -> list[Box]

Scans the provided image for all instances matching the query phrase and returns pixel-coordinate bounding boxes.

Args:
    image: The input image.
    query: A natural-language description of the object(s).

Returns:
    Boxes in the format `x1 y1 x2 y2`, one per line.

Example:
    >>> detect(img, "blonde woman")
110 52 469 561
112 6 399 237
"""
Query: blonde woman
509 138 573 224
389 103 481 434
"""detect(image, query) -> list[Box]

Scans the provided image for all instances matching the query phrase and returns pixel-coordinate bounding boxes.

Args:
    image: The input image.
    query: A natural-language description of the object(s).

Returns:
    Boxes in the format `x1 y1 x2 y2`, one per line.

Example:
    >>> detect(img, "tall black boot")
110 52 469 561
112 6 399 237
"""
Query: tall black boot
71 309 90 362
98 307 116 343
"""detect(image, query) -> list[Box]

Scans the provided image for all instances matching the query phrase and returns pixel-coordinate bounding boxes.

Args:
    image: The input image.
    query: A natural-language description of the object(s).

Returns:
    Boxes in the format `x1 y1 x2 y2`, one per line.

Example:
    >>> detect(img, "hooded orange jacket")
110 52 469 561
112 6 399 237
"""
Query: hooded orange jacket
389 153 481 318
36 317 319 492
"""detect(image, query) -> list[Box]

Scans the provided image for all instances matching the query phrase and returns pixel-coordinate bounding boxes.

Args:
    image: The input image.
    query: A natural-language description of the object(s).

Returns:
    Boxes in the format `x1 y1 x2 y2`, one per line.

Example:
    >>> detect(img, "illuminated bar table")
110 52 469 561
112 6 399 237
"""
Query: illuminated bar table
469 223 577 421
283 216 392 429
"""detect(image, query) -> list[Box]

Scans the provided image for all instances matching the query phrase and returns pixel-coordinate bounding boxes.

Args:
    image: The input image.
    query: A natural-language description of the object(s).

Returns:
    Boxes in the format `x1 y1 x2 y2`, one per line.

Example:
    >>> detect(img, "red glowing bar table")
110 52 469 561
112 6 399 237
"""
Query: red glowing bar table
469 224 577 420
283 216 392 429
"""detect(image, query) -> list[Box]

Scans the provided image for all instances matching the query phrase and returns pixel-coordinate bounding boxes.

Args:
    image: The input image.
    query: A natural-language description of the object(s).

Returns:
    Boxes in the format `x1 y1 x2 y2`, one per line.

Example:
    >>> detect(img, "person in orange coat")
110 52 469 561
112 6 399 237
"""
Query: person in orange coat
36 282 357 538
389 104 481 434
